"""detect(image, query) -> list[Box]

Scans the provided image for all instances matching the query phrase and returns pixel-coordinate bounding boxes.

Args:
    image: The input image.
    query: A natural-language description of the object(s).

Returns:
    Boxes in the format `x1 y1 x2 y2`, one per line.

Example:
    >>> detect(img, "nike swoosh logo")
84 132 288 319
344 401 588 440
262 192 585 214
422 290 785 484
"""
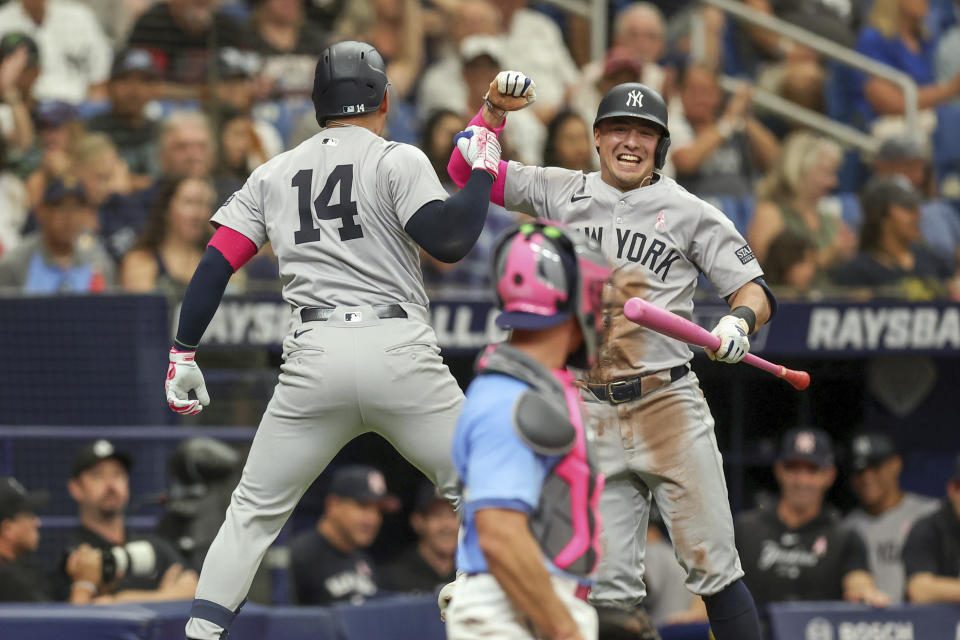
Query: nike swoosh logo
571 194 591 202
294 328 313 339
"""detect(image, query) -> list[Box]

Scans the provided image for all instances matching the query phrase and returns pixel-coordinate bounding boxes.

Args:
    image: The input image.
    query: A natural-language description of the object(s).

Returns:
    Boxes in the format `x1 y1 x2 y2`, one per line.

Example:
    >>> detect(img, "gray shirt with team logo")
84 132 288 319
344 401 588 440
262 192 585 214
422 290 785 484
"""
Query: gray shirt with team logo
211 126 449 309
504 166 762 378
844 492 939 602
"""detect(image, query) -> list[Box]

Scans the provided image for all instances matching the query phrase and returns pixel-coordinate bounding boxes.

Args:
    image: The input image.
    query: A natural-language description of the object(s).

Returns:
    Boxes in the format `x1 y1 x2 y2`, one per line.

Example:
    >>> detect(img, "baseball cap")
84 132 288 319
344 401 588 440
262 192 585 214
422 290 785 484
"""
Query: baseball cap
412 481 446 514
778 427 834 468
873 134 928 163
850 433 898 472
861 174 923 211
460 35 503 66
328 465 400 511
0 32 39 67
111 48 159 79
216 47 261 80
70 439 133 478
603 46 642 78
42 177 87 206
32 100 79 129
0 477 47 522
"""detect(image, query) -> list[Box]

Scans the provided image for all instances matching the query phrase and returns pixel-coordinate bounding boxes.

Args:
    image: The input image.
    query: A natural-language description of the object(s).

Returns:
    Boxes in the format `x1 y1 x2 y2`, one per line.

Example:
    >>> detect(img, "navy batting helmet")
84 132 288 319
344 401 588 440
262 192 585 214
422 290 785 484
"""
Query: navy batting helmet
312 41 388 126
593 82 670 169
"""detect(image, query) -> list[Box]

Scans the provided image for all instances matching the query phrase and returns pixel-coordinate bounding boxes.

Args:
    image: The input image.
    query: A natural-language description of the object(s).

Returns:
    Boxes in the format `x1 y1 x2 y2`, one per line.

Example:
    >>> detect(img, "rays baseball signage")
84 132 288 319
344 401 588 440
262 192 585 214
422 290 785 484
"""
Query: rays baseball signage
179 298 960 356
770 603 957 640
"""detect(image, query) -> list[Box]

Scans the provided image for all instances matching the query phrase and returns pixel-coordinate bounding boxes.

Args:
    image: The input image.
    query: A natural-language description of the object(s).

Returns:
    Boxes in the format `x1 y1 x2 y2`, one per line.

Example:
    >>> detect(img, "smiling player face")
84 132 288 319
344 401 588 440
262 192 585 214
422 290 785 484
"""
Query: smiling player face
594 118 661 191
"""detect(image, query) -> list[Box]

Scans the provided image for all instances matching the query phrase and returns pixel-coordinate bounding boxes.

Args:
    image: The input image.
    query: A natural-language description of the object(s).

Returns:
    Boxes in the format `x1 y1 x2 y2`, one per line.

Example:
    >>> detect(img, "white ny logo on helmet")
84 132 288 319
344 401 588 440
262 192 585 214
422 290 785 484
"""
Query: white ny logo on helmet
626 90 644 108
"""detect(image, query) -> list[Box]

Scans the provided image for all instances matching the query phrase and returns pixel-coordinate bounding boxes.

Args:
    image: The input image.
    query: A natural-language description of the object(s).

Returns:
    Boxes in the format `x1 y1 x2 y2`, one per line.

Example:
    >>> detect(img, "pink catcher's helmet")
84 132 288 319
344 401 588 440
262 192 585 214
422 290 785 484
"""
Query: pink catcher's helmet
491 220 611 368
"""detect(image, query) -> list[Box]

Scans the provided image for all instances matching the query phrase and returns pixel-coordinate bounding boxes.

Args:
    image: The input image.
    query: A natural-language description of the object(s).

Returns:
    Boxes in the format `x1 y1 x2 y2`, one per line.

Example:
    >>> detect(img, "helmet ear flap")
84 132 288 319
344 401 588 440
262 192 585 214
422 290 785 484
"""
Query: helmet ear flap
654 132 671 170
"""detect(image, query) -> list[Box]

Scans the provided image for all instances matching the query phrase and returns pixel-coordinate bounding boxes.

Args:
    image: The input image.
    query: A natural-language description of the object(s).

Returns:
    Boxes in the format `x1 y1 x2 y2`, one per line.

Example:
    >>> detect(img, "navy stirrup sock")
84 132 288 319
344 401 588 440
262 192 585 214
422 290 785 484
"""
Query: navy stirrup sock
702 579 763 640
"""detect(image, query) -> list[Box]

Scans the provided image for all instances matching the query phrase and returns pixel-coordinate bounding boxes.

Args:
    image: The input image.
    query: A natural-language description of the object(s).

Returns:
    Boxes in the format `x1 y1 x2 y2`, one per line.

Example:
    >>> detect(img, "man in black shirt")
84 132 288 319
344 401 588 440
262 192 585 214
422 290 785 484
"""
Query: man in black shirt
87 48 161 179
126 0 252 90
0 476 101 603
380 481 457 594
289 465 399 605
56 440 198 602
902 454 960 603
735 428 890 609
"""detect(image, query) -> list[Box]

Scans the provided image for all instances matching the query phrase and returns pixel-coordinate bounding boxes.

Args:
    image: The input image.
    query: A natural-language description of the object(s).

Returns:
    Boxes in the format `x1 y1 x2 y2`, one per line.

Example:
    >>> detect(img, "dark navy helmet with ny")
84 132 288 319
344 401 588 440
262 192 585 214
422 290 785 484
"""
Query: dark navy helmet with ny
594 82 671 169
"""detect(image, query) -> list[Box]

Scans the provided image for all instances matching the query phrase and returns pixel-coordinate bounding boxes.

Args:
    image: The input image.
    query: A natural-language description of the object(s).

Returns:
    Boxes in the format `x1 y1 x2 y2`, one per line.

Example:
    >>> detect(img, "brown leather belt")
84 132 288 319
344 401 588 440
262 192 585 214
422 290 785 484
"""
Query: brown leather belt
586 365 689 404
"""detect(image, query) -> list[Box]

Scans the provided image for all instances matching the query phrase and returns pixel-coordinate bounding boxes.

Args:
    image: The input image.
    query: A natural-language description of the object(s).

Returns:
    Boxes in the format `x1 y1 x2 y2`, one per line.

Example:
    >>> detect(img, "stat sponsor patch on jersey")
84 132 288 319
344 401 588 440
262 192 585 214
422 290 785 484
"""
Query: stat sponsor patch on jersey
735 244 756 264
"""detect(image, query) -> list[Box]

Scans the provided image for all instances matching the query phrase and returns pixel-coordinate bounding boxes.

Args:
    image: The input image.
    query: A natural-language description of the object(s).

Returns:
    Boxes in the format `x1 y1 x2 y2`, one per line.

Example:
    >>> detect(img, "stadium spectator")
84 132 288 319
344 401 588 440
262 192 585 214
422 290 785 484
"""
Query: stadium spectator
56 439 199 603
120 176 215 299
249 0 329 99
739 0 860 61
902 453 960 603
0 136 29 258
97 110 214 262
0 476 103 604
0 0 112 104
157 111 216 181
0 32 39 155
417 0 502 121
207 48 283 162
668 65 779 197
379 482 457 594
0 178 114 294
418 108 515 291
542 110 594 172
760 230 820 297
569 46 643 160
451 34 545 164
854 0 960 134
71 133 134 214
831 175 954 299
609 3 667 92
844 433 939 603
24 100 83 210
126 0 252 92
289 465 398 605
491 0 579 125
870 134 960 270
87 48 162 181
213 108 267 204
735 428 891 609
337 0 424 102
749 131 856 268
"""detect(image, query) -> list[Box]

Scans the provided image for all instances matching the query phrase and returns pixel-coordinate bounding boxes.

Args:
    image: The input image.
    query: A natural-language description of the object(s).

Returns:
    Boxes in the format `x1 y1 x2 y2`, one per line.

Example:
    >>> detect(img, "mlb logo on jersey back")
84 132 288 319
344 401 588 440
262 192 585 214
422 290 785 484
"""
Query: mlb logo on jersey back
345 312 362 322
735 244 756 264
626 90 644 108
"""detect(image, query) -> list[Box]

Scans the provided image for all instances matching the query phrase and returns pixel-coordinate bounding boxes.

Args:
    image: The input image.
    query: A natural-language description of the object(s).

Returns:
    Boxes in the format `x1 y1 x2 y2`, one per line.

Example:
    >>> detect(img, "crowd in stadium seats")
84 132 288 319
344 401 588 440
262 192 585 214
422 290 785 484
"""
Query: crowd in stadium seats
1 0 959 302
2 0 960 630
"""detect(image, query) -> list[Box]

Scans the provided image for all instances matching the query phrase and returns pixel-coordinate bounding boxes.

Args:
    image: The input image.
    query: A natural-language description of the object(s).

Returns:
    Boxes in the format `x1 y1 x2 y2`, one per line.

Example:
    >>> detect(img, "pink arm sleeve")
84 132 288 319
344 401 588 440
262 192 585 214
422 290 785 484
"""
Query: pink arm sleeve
446 108 508 207
208 225 258 271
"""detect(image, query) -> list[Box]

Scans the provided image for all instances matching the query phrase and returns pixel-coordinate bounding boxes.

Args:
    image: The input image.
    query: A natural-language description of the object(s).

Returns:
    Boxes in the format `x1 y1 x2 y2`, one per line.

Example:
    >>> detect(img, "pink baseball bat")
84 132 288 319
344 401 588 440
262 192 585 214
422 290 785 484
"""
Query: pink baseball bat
623 297 811 391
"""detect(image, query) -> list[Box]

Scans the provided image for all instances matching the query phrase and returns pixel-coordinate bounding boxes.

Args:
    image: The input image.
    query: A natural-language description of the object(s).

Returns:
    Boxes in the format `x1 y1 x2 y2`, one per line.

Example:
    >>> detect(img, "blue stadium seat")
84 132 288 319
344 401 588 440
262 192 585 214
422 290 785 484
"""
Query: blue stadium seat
933 105 960 177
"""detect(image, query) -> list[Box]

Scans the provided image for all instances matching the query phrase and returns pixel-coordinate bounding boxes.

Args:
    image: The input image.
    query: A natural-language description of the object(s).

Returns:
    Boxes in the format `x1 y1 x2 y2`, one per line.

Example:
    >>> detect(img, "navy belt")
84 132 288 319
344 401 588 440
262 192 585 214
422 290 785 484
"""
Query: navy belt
587 365 689 404
300 304 408 323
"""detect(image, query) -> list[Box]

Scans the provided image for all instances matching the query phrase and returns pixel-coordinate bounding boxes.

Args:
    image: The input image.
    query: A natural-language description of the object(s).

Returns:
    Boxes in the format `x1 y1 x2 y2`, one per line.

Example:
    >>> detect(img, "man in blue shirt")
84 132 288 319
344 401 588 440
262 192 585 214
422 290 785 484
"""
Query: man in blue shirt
445 221 611 640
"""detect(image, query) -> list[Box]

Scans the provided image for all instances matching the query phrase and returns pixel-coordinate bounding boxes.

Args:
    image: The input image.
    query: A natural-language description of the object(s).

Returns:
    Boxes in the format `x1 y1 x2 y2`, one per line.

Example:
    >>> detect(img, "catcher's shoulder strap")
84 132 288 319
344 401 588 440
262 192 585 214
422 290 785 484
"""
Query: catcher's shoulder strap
512 390 576 457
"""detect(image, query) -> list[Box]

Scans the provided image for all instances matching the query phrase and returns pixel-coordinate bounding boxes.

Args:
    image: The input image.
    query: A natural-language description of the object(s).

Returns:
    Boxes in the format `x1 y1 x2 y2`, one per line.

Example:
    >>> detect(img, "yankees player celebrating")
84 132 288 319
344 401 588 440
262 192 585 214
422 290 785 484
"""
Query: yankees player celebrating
163 42 533 640
446 221 610 640
449 82 775 640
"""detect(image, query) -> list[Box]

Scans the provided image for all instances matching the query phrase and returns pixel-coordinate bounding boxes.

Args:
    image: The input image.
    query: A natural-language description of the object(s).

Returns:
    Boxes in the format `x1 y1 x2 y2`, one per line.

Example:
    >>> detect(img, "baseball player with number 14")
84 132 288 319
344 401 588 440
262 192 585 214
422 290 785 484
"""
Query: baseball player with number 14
449 80 777 640
163 42 534 640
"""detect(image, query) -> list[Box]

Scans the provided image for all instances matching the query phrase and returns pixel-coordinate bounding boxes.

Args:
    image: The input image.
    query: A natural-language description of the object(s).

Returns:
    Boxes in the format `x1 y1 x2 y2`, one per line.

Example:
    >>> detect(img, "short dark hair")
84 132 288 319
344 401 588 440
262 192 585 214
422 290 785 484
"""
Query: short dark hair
762 230 816 285
543 110 589 168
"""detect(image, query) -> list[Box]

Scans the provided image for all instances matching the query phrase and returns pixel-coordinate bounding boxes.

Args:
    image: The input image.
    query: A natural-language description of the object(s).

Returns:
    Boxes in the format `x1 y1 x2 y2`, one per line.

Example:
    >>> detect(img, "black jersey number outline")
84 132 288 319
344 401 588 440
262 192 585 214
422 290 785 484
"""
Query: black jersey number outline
292 165 363 244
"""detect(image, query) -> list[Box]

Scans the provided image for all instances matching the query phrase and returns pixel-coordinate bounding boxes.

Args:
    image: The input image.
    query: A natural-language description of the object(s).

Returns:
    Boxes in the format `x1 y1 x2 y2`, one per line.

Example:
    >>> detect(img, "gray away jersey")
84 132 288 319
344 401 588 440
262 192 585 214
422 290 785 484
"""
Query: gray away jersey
844 492 939 602
211 126 449 309
504 164 763 377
